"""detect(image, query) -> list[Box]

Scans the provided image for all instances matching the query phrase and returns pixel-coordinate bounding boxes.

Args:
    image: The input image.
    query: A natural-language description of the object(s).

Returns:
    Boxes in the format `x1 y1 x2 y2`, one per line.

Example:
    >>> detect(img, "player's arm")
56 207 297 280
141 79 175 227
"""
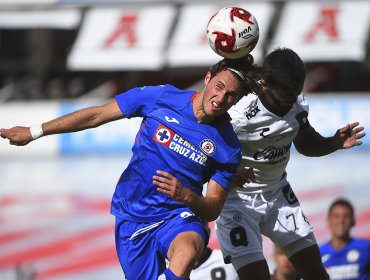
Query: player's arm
153 170 228 221
0 100 124 146
293 122 365 157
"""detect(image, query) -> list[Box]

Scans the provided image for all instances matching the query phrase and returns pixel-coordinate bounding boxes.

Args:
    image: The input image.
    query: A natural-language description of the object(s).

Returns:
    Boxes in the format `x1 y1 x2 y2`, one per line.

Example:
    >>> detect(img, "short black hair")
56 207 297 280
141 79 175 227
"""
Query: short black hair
328 198 355 218
263 47 306 94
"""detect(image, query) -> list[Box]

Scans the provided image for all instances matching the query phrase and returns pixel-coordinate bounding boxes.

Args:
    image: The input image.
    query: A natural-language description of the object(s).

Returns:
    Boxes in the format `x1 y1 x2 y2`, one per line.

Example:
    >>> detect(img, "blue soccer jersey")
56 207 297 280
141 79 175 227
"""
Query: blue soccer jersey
111 84 241 222
320 238 370 280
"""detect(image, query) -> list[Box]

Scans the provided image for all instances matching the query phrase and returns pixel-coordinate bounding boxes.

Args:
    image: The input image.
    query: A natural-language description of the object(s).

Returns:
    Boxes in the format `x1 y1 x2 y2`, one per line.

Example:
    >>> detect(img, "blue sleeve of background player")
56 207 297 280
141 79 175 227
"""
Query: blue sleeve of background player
115 85 166 118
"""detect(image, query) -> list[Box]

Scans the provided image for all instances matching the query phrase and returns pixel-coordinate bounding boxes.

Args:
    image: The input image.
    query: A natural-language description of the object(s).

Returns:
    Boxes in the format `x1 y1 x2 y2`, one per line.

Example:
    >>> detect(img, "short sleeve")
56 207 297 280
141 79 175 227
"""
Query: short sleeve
210 159 240 191
115 85 166 118
296 93 310 129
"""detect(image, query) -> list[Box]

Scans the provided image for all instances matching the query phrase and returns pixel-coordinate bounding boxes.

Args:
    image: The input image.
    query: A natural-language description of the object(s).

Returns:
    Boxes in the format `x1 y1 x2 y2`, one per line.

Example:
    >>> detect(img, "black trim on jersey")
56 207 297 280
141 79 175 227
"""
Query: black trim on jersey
295 111 309 129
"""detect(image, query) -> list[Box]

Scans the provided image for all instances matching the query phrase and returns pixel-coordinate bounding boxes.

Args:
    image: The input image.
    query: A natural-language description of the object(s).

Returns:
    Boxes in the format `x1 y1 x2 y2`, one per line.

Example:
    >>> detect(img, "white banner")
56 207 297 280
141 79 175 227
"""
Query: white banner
67 6 176 70
167 3 274 67
268 1 370 61
0 0 55 6
0 9 80 29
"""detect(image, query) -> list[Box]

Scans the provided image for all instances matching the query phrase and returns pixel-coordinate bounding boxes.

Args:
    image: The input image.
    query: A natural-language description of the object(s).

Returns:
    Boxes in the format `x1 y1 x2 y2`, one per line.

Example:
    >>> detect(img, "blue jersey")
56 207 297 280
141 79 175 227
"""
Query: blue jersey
111 85 241 222
320 238 370 280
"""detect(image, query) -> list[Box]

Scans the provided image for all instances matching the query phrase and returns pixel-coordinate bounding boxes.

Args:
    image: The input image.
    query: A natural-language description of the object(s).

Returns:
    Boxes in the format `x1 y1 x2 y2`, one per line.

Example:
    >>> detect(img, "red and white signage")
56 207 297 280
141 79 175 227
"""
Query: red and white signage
167 3 274 67
67 6 176 70
269 1 370 61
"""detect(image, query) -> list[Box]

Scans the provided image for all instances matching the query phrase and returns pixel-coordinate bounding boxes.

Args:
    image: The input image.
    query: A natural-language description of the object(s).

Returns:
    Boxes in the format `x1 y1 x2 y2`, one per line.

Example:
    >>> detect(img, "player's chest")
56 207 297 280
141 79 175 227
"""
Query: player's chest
141 118 209 167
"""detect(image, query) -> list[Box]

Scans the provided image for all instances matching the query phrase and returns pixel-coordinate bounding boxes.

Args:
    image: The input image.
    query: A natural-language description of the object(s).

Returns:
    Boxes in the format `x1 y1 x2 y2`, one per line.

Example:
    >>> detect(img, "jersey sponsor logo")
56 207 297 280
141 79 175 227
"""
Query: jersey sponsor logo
165 116 179 124
327 264 360 279
253 143 291 164
154 125 208 166
233 213 242 222
244 103 260 120
153 125 174 146
180 211 195 218
200 139 216 156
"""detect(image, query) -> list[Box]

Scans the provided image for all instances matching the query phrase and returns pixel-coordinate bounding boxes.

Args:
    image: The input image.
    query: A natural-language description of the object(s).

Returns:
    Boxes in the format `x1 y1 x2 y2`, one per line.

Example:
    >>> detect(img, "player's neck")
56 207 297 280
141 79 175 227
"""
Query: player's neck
192 91 210 124
330 236 352 249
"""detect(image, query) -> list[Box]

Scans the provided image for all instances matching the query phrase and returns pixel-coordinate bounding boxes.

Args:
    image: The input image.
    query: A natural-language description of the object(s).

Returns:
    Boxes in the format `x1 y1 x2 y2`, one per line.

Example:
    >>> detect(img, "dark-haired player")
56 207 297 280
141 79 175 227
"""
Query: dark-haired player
216 47 365 280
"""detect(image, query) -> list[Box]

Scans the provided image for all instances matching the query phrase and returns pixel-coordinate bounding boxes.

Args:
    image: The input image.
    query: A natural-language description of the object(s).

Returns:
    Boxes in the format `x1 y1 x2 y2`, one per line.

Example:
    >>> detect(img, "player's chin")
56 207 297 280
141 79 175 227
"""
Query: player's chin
207 111 223 120
209 106 226 116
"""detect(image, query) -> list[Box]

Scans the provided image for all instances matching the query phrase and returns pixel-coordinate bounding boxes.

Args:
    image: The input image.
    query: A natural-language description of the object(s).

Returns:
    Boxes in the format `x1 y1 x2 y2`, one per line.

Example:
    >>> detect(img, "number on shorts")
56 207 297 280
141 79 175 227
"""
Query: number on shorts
210 267 226 280
230 226 248 247
286 213 299 231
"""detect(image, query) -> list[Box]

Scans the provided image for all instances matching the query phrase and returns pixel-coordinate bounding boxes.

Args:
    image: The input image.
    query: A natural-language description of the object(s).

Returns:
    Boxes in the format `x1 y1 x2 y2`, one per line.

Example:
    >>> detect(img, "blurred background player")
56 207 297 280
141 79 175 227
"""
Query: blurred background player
190 223 239 280
271 246 301 280
216 47 366 280
320 198 370 280
0 56 257 280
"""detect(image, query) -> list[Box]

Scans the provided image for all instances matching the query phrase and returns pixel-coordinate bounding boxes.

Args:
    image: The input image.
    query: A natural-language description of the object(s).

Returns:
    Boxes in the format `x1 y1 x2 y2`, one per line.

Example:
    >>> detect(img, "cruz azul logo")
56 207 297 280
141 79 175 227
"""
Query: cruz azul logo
153 125 174 146
200 139 216 156
153 125 207 165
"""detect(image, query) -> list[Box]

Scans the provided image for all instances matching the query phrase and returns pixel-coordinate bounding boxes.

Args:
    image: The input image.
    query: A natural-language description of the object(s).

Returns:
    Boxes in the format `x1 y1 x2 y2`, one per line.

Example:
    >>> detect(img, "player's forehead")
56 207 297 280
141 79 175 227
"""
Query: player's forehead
330 204 352 216
213 69 244 89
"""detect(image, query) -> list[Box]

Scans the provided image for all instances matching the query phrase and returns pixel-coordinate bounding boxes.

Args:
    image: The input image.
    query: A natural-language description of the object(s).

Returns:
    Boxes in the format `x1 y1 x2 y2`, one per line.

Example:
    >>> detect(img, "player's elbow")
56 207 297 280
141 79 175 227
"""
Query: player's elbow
205 207 223 222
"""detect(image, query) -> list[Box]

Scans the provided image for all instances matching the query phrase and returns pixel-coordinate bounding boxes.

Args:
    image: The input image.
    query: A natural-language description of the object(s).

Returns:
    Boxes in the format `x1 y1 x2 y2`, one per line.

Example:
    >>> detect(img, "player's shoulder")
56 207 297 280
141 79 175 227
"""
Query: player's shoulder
235 92 258 107
319 241 332 252
351 238 370 248
138 84 192 95
229 92 258 117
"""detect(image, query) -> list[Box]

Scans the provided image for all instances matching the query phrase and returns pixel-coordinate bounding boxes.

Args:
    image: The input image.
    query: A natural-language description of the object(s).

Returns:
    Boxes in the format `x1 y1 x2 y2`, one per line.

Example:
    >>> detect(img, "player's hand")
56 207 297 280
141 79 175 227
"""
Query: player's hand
153 170 190 202
334 122 365 149
0 126 33 146
231 166 256 189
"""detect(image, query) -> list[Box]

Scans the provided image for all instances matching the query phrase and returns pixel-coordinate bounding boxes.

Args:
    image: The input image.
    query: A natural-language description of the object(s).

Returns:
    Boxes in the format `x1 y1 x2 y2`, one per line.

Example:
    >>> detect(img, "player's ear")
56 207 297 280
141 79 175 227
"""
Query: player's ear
258 79 267 89
204 72 211 86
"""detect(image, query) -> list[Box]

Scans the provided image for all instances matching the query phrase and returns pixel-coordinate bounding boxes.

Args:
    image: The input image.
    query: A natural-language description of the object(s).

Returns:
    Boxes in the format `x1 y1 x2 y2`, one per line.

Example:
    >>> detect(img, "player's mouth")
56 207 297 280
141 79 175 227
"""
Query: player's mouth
212 101 221 109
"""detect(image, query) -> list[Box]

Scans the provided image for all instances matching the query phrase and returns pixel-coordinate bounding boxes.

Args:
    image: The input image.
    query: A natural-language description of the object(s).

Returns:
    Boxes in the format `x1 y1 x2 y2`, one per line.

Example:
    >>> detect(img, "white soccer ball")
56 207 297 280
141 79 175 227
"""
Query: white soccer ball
207 7 259 59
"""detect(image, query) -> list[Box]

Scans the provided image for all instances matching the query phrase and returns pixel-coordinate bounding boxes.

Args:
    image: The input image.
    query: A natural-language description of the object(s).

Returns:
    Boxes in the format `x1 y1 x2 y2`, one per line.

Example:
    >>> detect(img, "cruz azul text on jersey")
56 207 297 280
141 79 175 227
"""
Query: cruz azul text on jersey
153 124 207 166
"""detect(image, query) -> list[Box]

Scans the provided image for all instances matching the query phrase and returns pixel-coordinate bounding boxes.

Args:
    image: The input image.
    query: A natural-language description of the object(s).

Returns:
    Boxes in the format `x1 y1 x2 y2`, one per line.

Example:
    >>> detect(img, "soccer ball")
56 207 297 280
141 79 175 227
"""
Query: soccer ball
207 7 259 59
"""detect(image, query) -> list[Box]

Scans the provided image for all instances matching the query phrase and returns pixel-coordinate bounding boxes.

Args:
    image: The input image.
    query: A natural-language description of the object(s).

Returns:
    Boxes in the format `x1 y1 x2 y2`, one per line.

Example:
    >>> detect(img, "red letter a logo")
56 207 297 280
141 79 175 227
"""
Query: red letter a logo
304 7 339 42
104 14 138 48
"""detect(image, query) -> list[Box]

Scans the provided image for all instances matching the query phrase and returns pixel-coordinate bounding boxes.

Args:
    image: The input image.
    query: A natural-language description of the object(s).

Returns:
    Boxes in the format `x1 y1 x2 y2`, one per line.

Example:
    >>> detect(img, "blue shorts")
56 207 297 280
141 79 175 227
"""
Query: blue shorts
115 211 208 280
